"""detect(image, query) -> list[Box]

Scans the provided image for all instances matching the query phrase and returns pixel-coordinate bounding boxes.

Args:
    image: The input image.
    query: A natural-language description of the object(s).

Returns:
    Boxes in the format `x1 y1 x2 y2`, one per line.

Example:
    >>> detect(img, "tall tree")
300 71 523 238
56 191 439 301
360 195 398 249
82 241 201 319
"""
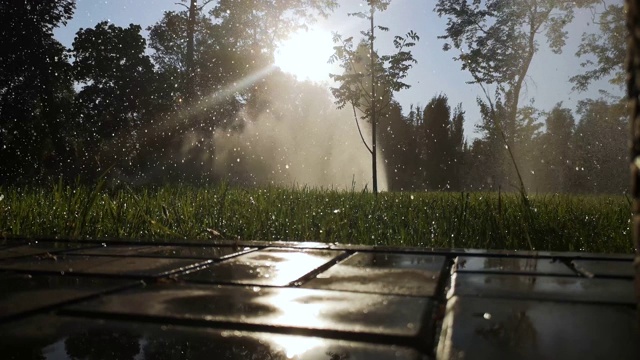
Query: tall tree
72 21 157 179
330 0 419 194
537 103 575 192
419 95 466 190
435 0 596 192
571 3 625 92
571 98 627 193
210 0 338 57
0 0 76 183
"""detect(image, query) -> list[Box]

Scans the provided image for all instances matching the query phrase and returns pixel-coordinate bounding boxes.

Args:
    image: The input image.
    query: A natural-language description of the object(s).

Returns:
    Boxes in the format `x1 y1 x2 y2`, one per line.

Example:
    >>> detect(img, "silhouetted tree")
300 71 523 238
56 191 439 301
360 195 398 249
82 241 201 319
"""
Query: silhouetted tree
536 103 575 192
571 98 627 193
435 0 597 193
0 0 76 184
378 102 420 191
571 3 625 92
72 21 157 180
329 0 419 194
418 95 466 191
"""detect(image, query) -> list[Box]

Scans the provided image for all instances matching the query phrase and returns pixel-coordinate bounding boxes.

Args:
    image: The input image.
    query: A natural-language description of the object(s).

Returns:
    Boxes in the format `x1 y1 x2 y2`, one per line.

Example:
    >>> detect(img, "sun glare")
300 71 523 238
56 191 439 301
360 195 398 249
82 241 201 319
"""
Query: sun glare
274 27 336 83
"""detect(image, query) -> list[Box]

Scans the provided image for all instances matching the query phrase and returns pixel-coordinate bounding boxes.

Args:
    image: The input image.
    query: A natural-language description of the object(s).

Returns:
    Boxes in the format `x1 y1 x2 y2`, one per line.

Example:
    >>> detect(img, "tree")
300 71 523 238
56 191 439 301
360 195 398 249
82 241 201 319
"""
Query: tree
72 21 157 179
435 0 596 192
418 95 466 190
329 0 419 194
571 98 627 193
210 0 338 57
0 0 76 183
571 3 625 92
537 103 575 192
378 102 420 191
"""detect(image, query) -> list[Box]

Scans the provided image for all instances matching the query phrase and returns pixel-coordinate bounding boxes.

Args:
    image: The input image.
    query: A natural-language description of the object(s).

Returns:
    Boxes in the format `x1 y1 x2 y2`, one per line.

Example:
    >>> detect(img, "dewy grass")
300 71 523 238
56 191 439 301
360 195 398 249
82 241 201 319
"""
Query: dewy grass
0 184 633 253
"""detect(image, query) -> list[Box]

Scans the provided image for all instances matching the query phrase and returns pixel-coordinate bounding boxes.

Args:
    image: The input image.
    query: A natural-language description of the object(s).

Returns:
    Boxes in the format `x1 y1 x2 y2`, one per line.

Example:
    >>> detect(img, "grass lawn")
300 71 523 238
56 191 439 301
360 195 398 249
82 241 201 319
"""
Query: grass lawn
0 182 633 253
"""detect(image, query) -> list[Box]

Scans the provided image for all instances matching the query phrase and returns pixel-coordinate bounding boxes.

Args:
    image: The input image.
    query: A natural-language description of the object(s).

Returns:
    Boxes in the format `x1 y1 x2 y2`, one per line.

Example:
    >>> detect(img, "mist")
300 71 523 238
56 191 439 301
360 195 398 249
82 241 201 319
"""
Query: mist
184 72 388 190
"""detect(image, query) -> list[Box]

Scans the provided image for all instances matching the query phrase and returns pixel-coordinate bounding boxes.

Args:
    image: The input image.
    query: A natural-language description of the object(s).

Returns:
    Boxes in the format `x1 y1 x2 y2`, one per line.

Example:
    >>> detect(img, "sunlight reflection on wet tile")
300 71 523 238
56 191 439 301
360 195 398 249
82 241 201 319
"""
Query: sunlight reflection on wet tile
454 256 574 275
65 284 431 338
449 272 635 304
183 248 343 286
0 314 425 359
304 252 445 296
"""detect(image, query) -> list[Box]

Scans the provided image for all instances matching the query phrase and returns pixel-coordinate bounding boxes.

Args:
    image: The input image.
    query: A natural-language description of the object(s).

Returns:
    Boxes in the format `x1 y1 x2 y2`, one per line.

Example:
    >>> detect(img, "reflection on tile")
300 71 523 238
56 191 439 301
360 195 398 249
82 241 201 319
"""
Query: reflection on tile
449 273 635 305
69 245 156 256
571 259 634 278
184 248 343 286
65 283 431 338
304 252 445 296
0 255 210 277
0 314 425 360
438 296 639 360
71 245 254 260
454 256 574 275
0 242 98 260
0 273 134 319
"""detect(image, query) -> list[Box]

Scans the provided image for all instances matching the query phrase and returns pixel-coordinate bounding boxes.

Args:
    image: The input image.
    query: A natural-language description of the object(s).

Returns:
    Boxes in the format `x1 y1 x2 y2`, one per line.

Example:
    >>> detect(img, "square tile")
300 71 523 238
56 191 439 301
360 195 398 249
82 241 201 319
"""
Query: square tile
571 259 634 278
0 242 98 260
0 314 427 359
454 256 575 276
70 244 254 260
184 248 343 286
449 273 635 305
0 255 210 278
64 283 432 339
304 252 446 297
0 273 134 319
438 296 639 360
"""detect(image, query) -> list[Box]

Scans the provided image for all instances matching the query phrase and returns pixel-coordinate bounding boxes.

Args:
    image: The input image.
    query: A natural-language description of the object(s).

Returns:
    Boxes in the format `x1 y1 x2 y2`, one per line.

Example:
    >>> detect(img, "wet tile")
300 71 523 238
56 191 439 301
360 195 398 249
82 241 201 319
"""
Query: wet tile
0 273 134 319
304 252 445 297
0 255 210 278
571 259 634 278
70 244 254 260
449 273 635 305
454 256 575 275
438 296 639 360
140 246 255 259
184 248 343 286
68 245 156 256
269 241 331 249
65 283 432 339
0 314 426 360
0 242 98 260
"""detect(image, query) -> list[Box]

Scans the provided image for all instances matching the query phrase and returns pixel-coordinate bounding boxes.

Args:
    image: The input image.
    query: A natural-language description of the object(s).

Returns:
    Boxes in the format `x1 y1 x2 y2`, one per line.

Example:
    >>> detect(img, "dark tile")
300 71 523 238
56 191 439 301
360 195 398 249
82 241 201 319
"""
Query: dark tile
68 245 156 256
0 255 210 278
70 244 254 260
184 248 343 286
0 273 134 319
141 246 255 259
0 242 98 260
65 283 432 339
0 314 426 360
454 256 575 276
571 259 634 278
304 252 445 297
449 273 635 305
438 296 639 360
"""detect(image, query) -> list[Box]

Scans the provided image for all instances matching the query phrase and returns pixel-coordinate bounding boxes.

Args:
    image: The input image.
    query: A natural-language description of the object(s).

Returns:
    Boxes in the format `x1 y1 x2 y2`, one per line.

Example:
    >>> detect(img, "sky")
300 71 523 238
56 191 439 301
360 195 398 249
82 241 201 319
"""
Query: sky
53 0 623 141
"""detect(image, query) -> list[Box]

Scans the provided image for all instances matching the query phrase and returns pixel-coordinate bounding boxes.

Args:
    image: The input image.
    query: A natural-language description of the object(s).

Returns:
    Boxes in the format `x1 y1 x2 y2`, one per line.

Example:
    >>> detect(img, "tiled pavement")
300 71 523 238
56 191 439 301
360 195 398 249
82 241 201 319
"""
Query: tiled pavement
0 238 637 359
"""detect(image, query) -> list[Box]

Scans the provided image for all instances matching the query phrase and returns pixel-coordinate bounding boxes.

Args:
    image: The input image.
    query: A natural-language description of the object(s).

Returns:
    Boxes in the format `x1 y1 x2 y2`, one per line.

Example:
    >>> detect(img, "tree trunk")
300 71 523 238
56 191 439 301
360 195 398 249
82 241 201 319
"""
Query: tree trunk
370 6 378 195
186 0 197 103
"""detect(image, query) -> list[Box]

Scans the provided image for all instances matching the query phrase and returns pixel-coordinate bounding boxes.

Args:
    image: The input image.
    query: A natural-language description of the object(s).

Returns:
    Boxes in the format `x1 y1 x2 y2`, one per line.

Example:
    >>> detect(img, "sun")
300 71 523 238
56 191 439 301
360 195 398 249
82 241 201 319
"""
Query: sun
274 26 336 83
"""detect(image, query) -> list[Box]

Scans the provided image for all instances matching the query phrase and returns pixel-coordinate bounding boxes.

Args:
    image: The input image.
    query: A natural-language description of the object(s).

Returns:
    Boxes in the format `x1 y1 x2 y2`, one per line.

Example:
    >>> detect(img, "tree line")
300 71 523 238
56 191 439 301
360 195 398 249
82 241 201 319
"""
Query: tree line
0 1 627 193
